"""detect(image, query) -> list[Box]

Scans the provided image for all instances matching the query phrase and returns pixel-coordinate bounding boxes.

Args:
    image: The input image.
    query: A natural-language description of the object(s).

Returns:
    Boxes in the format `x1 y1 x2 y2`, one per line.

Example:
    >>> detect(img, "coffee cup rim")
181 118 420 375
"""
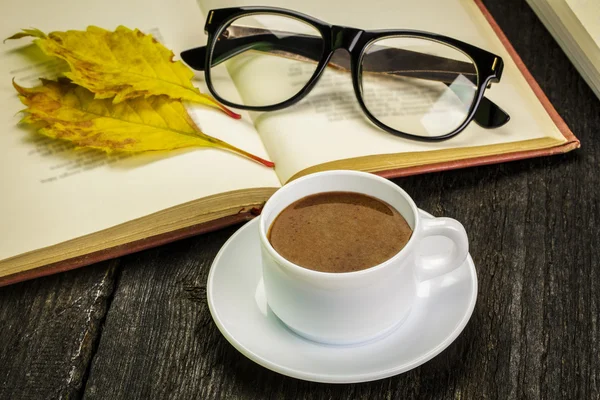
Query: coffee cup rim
259 170 421 279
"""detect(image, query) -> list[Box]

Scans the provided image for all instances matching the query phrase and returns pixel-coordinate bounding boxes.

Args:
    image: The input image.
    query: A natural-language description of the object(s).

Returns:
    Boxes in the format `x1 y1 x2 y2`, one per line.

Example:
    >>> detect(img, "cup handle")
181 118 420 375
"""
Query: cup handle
415 217 469 282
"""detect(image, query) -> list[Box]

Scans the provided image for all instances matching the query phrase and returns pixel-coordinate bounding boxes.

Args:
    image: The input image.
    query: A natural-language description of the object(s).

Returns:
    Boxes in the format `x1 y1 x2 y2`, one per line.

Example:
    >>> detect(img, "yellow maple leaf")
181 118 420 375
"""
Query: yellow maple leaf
13 79 273 167
6 26 240 119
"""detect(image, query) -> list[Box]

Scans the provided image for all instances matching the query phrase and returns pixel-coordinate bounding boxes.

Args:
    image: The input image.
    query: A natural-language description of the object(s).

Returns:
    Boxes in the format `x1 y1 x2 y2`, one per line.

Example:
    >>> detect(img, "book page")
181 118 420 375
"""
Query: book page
565 0 600 48
0 0 280 262
199 0 567 182
527 0 600 99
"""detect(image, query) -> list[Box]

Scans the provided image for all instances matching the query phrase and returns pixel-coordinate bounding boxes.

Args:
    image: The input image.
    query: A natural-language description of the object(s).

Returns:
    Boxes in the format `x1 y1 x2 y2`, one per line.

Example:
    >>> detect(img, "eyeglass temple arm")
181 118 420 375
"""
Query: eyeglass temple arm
180 30 509 129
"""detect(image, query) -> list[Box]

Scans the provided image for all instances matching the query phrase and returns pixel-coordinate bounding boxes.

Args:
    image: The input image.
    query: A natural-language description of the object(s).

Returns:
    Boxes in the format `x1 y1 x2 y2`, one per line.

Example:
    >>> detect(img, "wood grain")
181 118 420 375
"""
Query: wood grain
0 261 117 399
82 227 240 399
0 0 599 399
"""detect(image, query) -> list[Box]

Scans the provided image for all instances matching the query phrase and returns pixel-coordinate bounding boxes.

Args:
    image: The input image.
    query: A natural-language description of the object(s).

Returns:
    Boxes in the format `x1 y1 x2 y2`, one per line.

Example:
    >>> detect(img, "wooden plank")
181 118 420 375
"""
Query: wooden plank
0 261 117 399
82 227 242 399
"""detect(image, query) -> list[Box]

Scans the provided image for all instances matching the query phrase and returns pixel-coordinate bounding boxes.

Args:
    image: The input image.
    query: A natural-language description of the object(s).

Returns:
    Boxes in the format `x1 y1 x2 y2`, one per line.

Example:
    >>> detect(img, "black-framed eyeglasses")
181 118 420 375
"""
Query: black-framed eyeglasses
181 6 510 141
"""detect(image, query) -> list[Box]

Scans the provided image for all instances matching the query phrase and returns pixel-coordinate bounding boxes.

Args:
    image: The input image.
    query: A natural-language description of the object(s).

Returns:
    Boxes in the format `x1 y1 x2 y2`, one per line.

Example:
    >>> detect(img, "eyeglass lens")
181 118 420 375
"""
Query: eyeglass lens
209 13 324 108
360 37 478 137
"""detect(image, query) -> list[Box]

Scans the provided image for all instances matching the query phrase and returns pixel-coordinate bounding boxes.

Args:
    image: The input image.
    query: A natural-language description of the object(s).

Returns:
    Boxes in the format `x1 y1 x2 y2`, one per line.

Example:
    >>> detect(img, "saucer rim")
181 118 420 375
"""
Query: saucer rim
207 210 478 383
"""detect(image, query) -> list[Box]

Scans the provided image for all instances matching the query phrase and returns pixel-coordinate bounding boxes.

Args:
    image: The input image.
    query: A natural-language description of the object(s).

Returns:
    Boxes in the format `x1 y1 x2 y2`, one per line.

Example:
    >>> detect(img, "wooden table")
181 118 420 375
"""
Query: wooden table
2 1 599 398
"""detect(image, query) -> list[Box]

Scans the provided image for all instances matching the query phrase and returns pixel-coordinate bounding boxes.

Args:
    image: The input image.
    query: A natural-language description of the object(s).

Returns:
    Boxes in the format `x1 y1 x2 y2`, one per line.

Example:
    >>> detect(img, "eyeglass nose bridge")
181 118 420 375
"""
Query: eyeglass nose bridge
331 25 363 53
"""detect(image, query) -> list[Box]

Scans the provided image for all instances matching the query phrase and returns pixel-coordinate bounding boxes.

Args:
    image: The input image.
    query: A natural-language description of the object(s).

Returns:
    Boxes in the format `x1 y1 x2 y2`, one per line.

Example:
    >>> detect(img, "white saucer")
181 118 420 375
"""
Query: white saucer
207 210 478 383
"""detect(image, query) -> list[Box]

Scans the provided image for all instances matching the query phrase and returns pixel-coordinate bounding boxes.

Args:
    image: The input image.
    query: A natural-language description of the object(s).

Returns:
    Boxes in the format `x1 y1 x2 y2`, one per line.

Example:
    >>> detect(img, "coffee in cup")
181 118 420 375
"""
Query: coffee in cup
267 191 412 273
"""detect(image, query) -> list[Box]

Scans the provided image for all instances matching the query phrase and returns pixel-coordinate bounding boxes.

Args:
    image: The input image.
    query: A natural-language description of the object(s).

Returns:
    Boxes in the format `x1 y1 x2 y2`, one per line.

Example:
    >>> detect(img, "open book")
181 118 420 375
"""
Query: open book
0 0 578 285
526 0 600 99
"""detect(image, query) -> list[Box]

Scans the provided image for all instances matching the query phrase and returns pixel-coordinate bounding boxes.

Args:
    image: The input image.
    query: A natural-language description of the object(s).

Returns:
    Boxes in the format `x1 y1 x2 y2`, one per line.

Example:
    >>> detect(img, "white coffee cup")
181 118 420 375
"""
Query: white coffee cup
259 170 469 345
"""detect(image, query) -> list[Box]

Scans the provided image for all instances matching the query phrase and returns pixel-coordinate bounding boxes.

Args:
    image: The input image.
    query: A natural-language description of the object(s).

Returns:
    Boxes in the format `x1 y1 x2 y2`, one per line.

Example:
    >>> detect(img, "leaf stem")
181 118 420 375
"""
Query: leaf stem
217 103 241 119
211 137 274 168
